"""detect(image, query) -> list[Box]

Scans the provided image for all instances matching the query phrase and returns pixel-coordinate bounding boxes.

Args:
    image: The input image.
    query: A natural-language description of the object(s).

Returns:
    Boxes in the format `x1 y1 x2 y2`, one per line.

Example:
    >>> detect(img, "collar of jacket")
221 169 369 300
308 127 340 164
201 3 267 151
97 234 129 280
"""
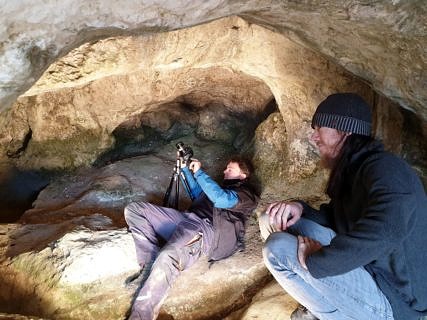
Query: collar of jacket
347 139 384 171
221 178 247 188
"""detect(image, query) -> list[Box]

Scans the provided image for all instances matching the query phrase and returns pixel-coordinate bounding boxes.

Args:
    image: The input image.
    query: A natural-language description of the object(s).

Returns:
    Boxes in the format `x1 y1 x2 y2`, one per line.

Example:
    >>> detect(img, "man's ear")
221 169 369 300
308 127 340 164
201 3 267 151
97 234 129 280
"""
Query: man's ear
240 173 247 180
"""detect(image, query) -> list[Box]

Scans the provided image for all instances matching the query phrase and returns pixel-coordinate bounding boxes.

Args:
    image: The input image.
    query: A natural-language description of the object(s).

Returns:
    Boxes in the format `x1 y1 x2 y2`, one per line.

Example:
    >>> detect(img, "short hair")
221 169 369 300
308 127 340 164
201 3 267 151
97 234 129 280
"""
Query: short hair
227 156 253 178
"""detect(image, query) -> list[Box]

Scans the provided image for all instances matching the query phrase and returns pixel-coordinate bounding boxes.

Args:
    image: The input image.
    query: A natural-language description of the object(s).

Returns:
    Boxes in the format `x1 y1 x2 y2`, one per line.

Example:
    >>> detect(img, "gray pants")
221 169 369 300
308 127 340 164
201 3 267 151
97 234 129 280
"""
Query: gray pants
124 202 213 320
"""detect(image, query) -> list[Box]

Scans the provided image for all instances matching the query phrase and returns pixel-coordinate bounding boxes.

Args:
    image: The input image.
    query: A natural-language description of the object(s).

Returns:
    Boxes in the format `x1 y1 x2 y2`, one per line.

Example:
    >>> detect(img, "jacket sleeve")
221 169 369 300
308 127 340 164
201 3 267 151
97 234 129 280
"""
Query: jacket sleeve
307 154 419 278
181 167 203 199
193 169 239 209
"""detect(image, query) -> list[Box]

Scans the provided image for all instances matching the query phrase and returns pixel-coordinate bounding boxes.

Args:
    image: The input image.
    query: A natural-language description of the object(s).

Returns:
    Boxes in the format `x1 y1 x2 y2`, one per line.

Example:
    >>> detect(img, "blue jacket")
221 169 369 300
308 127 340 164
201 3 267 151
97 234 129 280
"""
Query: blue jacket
181 167 258 260
182 167 239 208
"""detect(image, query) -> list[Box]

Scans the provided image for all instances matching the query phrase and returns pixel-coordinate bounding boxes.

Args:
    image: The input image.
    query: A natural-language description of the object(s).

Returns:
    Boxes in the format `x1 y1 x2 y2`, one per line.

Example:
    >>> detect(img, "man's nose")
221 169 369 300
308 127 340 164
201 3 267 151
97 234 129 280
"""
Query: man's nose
310 130 319 141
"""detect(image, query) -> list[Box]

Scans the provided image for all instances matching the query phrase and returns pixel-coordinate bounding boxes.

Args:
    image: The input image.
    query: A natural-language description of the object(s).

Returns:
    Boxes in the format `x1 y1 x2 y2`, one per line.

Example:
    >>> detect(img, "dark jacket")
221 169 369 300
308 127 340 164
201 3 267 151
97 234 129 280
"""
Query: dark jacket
301 141 427 320
184 169 258 261
209 180 258 260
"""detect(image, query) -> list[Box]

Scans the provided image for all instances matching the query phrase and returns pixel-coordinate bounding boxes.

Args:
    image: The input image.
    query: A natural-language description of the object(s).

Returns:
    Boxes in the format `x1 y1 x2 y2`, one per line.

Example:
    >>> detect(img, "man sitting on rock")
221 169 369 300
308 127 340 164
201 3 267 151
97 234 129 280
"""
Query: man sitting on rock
259 93 427 320
125 155 258 320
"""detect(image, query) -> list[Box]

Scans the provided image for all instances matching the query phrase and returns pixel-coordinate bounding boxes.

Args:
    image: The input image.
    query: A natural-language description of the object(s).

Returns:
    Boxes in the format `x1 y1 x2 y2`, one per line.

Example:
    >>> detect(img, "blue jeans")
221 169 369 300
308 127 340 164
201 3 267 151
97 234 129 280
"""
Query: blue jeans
260 215 394 320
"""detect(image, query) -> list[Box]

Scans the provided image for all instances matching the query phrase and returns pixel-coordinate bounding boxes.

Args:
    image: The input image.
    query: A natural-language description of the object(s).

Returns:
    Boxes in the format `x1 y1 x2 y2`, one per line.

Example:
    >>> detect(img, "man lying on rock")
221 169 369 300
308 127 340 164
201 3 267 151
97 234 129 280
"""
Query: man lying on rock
125 155 259 320
259 93 427 320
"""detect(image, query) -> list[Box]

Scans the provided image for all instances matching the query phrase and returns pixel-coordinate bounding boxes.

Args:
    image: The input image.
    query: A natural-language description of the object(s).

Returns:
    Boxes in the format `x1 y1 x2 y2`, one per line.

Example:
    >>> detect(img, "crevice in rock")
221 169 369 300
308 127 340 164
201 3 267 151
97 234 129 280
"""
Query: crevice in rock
0 163 50 223
6 128 32 159
400 108 427 170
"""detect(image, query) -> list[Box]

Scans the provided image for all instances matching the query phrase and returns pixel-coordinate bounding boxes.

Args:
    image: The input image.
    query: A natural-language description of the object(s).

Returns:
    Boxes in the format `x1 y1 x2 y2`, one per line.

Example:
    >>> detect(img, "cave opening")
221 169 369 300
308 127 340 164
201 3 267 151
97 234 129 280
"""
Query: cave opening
94 95 279 168
0 63 279 223
0 163 50 223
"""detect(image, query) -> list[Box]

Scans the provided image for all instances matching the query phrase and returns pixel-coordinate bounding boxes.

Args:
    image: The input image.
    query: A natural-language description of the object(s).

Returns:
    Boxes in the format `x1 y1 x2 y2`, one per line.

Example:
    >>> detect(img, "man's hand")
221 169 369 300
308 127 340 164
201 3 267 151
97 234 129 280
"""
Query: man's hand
265 201 303 231
297 235 322 270
189 160 201 173
177 151 187 168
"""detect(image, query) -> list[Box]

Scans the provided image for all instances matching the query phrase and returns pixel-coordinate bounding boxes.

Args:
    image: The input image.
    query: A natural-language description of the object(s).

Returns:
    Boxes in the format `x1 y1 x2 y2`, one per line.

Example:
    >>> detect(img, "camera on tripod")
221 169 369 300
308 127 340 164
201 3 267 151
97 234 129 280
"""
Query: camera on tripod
176 142 194 165
163 142 196 209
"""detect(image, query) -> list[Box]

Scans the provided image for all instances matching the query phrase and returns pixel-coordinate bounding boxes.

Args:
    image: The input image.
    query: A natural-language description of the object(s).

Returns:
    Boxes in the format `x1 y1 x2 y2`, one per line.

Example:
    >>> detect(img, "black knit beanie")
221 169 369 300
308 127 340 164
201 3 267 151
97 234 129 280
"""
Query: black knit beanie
311 93 372 136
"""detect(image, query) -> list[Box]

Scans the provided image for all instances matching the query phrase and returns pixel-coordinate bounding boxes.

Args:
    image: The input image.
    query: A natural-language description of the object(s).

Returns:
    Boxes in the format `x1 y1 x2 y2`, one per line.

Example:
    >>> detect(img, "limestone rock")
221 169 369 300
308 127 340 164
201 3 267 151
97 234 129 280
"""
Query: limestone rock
1 17 425 219
252 111 329 203
0 140 277 319
1 217 269 320
0 16 371 175
159 222 270 320
1 4 426 320
3 16 424 196
226 280 299 320
18 138 237 225
0 144 278 319
0 1 425 122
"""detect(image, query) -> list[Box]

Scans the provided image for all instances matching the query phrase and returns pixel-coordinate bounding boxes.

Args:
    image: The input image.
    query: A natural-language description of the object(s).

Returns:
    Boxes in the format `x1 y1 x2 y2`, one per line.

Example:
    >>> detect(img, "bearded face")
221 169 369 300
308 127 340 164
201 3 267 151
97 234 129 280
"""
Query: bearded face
310 126 349 169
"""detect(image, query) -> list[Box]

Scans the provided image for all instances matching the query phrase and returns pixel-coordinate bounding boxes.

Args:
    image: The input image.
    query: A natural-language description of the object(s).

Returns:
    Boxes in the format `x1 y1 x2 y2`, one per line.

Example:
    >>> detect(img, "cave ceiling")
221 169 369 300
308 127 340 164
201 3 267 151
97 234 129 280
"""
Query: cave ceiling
0 0 425 120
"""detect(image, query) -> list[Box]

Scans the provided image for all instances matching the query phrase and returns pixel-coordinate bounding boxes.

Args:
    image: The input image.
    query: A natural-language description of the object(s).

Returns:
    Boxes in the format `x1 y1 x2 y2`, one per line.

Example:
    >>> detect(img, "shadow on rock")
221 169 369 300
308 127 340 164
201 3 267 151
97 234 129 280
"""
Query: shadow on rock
0 264 58 319
0 163 50 223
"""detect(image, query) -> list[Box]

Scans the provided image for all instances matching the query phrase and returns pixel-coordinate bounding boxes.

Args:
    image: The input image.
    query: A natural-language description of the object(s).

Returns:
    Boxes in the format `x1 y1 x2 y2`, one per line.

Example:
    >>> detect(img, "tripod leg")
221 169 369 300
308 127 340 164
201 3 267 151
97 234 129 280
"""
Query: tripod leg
164 170 179 208
179 171 194 201
163 159 184 209
174 174 179 209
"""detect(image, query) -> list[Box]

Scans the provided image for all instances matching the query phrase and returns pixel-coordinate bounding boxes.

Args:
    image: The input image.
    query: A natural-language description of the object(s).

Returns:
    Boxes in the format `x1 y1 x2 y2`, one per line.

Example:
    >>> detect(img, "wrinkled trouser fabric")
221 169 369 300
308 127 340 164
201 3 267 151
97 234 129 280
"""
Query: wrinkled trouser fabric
125 201 214 320
259 214 394 320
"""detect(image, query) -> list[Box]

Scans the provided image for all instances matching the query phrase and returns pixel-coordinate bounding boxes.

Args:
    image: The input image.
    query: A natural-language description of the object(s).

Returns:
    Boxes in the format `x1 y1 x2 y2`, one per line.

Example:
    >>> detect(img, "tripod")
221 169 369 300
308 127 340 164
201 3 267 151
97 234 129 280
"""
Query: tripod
163 157 194 209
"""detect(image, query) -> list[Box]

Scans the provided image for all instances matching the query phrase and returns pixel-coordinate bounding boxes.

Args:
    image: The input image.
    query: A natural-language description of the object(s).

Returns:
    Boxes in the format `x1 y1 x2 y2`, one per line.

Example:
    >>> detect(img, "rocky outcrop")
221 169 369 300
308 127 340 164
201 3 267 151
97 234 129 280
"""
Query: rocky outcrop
3 17 424 198
0 221 272 320
1 1 426 120
1 17 389 199
0 4 426 320
0 145 276 319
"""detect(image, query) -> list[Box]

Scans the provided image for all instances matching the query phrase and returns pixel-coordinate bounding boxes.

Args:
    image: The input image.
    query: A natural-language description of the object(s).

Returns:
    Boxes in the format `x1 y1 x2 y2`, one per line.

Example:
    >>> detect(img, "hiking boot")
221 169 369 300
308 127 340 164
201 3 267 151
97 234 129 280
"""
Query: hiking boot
290 305 319 320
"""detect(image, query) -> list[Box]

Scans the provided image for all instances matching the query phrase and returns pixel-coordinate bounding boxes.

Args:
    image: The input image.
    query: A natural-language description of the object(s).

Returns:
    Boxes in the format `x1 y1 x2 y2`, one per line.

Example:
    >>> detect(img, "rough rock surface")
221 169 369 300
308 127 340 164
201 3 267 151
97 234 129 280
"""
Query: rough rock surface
225 281 299 320
0 221 272 320
1 17 425 194
0 16 386 195
19 137 236 224
0 1 426 120
0 4 426 320
0 151 276 319
0 141 281 319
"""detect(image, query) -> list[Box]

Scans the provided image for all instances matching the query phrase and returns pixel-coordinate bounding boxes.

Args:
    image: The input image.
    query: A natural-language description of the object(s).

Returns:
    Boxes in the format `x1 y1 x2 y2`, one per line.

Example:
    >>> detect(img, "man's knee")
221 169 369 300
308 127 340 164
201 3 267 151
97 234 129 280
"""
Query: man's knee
154 246 184 271
262 232 297 265
258 213 275 241
124 202 136 222
124 201 149 223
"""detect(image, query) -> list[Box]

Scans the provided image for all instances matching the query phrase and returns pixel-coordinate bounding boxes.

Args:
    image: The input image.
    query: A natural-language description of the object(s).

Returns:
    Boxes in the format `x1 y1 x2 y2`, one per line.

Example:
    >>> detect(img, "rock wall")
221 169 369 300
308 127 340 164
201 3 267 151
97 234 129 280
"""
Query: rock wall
1 1 426 121
1 16 395 202
0 7 426 320
1 16 425 207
